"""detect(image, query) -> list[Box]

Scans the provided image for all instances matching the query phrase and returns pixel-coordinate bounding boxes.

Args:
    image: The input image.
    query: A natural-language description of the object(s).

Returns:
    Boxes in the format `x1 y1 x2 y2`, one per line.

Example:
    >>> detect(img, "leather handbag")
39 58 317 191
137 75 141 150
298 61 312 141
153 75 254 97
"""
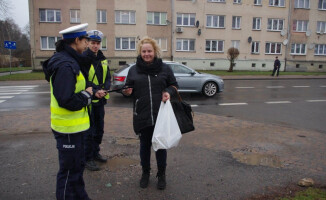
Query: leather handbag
170 86 195 134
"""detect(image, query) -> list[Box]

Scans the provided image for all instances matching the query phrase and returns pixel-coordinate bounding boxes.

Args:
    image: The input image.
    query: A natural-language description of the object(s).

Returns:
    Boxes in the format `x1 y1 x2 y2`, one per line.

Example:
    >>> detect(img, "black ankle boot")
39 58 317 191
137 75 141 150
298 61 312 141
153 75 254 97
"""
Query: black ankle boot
156 167 166 190
140 168 150 188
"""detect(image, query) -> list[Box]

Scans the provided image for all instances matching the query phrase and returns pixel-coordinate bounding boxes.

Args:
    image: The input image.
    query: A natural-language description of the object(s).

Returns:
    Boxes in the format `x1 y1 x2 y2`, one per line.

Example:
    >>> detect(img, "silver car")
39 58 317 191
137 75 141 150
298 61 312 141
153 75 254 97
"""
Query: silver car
111 61 224 97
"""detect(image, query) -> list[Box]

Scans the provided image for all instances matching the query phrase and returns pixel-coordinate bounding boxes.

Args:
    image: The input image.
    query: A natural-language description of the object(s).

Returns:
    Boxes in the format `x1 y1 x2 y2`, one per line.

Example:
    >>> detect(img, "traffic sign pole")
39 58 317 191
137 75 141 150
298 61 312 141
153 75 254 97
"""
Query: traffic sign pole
10 49 12 75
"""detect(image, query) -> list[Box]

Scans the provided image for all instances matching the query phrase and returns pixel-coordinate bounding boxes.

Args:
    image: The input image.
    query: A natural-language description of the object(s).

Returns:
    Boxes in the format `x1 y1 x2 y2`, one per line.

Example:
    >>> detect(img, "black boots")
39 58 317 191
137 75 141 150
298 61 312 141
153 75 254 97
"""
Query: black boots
156 167 166 190
94 153 107 163
140 168 150 188
85 160 100 171
140 167 166 189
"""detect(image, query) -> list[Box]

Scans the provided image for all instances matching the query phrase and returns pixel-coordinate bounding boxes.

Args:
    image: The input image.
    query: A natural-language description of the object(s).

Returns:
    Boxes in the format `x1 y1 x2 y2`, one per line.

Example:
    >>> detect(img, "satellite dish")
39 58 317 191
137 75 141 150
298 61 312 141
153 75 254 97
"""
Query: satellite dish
280 29 287 36
248 36 252 43
306 30 311 36
308 43 315 50
283 39 288 46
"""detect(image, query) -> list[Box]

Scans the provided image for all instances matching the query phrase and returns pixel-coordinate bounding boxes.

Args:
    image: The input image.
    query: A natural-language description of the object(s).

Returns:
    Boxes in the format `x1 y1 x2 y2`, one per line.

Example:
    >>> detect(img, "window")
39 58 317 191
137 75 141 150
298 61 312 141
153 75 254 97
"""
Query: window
291 43 306 55
97 10 107 23
232 16 241 29
319 0 326 10
315 44 326 55
251 41 260 54
115 11 136 24
115 37 136 50
234 0 241 4
293 20 308 32
254 0 262 5
155 38 168 51
70 9 80 23
205 40 224 52
317 21 326 33
177 13 196 26
294 0 310 8
207 0 225 2
147 12 167 25
41 36 61 50
231 40 240 49
206 15 225 28
101 37 107 50
267 18 284 31
253 17 261 30
265 42 282 54
176 39 195 51
269 0 285 7
39 9 61 22
169 64 191 74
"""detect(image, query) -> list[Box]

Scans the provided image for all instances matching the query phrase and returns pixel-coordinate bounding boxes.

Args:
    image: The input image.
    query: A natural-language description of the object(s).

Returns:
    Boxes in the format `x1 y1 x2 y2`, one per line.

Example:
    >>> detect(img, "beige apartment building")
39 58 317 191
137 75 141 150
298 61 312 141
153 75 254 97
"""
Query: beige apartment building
29 0 326 72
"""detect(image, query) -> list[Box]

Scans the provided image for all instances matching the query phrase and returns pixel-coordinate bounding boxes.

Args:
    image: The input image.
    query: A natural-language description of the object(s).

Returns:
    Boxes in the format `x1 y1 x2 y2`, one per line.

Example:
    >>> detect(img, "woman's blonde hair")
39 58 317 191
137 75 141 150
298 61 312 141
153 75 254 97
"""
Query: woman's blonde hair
137 36 161 58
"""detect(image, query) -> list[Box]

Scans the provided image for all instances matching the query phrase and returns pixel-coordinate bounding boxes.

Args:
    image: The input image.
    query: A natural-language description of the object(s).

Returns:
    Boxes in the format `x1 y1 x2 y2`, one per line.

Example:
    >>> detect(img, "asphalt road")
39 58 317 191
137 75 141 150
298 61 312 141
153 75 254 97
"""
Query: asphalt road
2 79 324 133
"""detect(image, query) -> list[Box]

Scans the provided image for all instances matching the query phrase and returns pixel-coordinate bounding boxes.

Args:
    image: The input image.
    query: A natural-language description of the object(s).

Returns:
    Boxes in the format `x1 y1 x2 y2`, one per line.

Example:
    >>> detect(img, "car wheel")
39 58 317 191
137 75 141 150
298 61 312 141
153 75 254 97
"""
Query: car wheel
202 82 218 97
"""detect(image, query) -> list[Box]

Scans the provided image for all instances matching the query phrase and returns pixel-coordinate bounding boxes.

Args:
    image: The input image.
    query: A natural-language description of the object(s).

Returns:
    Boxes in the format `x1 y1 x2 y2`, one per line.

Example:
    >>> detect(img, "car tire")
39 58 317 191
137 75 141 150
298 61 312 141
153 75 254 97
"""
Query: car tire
202 82 218 97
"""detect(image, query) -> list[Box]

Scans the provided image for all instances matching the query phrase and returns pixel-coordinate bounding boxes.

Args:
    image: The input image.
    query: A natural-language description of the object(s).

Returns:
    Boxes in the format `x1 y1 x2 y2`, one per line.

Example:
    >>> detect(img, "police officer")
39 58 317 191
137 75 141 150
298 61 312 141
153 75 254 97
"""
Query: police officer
43 23 92 200
83 30 111 171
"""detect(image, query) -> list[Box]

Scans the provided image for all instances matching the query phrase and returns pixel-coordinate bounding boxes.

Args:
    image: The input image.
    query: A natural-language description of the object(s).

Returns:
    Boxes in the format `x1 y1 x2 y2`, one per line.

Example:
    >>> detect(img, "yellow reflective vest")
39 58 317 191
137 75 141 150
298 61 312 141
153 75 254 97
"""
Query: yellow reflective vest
88 59 110 103
50 71 90 134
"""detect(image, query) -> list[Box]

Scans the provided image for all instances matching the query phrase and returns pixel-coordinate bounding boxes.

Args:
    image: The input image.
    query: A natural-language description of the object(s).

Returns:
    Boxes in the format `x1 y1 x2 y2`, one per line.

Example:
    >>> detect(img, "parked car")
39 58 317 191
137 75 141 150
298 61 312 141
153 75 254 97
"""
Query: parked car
111 61 224 97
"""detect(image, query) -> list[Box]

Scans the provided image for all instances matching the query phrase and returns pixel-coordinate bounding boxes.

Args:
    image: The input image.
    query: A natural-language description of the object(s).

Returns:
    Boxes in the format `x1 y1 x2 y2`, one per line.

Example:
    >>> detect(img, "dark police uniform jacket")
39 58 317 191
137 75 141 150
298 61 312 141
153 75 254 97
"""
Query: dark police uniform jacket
43 44 91 113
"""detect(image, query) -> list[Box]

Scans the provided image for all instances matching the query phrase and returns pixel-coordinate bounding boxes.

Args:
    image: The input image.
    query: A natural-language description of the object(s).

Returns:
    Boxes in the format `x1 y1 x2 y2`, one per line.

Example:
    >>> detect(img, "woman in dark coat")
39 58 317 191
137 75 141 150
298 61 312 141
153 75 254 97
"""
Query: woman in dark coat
123 36 178 190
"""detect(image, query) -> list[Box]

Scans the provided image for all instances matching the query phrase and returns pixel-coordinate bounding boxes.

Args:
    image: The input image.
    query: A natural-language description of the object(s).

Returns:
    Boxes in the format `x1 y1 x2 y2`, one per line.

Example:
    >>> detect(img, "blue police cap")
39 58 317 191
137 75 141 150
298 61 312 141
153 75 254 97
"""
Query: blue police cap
59 23 89 39
87 30 103 42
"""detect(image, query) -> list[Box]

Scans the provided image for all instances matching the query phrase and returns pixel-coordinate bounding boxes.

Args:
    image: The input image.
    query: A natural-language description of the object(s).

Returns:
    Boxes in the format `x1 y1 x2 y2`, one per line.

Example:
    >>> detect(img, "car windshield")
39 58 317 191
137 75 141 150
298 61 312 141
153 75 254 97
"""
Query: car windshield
115 64 131 73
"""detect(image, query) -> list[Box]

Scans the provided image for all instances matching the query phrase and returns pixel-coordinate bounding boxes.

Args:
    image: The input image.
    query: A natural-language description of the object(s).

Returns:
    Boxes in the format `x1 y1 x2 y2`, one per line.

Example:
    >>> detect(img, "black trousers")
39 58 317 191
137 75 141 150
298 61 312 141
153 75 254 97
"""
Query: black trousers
272 66 280 76
139 126 167 170
84 104 105 161
53 130 90 200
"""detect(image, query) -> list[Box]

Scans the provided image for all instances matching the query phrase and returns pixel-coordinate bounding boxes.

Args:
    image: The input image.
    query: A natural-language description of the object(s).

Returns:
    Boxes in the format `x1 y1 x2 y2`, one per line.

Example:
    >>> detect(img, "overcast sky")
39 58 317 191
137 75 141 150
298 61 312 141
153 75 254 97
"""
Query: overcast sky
10 0 29 30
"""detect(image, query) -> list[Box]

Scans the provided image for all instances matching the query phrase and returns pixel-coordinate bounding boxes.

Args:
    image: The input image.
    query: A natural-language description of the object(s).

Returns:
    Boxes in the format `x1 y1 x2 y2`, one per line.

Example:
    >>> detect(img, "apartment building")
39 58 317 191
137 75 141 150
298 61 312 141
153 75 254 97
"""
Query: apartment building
29 0 326 72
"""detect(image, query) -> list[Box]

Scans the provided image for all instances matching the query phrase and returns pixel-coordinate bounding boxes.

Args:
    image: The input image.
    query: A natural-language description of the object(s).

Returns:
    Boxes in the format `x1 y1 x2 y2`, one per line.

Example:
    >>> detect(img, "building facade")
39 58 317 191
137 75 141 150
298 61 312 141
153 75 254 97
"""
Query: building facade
29 0 326 72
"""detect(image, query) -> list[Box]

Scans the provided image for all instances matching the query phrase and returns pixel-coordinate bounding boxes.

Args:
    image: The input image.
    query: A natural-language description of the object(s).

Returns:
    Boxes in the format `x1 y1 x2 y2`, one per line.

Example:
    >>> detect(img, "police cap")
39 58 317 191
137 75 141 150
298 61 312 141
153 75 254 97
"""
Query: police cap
87 30 103 42
59 23 89 39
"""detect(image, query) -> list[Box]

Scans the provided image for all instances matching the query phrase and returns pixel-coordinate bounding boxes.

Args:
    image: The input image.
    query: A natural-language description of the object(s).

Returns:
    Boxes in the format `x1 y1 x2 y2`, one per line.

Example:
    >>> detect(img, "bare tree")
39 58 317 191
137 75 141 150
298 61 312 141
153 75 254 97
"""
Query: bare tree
227 47 239 72
0 19 31 67
0 0 12 20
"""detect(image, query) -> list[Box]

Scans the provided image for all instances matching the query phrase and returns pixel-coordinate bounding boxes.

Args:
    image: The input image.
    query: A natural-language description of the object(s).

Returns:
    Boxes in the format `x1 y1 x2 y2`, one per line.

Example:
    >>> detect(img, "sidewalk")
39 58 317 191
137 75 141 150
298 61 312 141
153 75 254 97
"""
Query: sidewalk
221 74 326 80
0 98 325 199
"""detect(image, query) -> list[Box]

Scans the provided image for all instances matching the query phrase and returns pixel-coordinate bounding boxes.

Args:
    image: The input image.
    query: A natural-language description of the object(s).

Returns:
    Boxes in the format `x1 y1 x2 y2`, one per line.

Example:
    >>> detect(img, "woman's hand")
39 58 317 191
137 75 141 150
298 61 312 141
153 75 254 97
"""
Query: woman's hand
122 87 133 96
162 92 170 102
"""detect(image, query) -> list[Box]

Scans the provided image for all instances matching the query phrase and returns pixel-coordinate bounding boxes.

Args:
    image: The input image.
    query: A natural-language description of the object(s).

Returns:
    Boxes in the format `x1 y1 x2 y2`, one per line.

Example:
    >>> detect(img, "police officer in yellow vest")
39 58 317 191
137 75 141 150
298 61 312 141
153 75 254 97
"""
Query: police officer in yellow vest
42 23 92 200
83 30 111 171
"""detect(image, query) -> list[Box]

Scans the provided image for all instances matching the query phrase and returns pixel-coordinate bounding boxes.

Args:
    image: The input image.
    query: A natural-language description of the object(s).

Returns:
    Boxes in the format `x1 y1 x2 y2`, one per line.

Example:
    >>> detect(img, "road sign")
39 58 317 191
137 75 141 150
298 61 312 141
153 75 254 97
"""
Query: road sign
4 41 16 49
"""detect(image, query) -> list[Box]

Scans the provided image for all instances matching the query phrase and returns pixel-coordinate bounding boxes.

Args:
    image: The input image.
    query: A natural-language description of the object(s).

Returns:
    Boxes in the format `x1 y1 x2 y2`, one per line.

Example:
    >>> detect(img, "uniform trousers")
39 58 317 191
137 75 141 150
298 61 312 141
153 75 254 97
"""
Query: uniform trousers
84 104 105 161
53 130 90 200
139 126 167 170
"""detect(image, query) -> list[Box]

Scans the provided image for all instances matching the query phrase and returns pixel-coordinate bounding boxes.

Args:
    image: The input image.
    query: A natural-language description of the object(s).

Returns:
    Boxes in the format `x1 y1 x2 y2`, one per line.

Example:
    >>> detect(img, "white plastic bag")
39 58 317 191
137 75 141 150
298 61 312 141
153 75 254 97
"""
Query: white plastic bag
152 100 182 151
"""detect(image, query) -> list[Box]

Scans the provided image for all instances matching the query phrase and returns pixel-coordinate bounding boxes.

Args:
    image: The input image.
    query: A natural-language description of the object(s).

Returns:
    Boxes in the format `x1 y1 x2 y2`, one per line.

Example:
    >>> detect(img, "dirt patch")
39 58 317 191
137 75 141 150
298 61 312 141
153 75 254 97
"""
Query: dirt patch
245 184 326 200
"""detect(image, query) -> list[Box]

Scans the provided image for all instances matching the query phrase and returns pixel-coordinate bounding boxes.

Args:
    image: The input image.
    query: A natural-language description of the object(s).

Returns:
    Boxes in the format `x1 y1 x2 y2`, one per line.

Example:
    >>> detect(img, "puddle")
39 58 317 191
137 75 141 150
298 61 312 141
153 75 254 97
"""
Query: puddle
231 152 282 168
115 138 139 145
107 157 139 172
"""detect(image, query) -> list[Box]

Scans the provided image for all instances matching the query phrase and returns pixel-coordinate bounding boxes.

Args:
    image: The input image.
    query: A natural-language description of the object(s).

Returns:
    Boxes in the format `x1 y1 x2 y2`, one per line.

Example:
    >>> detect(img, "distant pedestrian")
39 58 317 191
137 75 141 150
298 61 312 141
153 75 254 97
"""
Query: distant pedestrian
42 23 92 200
271 56 281 76
83 30 111 171
122 36 178 190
